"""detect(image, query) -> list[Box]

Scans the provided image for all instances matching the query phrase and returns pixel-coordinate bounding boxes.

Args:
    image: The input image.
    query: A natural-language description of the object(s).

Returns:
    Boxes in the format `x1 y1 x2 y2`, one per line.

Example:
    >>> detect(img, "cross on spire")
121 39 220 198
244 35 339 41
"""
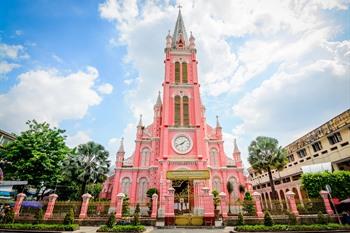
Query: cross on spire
177 4 182 10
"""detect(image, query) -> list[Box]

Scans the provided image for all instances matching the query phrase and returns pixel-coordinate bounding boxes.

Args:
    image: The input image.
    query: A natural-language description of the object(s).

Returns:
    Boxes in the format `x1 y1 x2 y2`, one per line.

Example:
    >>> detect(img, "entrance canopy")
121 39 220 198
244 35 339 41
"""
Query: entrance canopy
166 170 210 180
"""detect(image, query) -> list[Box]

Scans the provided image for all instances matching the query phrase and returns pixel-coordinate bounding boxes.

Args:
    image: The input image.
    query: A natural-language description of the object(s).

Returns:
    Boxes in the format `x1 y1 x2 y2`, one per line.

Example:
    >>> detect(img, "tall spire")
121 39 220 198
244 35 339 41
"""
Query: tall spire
155 91 162 106
172 6 188 48
216 115 221 128
118 137 125 153
233 138 240 153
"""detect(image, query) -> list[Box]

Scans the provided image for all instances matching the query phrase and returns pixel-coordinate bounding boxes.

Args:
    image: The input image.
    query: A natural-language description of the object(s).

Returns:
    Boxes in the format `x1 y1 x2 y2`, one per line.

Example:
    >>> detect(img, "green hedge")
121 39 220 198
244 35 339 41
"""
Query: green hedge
235 224 350 232
302 171 350 199
97 225 145 232
0 223 79 231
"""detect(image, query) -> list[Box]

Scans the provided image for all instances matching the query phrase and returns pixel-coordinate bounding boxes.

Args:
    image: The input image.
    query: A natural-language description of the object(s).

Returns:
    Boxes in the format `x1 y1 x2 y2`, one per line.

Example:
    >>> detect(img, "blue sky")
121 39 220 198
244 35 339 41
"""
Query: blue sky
1 0 349 167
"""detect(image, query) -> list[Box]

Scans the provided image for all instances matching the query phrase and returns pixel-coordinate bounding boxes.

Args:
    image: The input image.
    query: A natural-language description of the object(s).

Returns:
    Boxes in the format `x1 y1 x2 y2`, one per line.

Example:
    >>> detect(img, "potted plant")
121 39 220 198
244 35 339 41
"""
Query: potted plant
211 190 222 227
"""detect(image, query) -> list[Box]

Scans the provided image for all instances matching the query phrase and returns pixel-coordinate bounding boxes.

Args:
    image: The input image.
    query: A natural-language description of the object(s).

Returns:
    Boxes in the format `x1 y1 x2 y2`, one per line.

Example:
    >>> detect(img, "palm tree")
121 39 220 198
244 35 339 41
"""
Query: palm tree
66 141 110 196
226 181 233 214
248 136 287 200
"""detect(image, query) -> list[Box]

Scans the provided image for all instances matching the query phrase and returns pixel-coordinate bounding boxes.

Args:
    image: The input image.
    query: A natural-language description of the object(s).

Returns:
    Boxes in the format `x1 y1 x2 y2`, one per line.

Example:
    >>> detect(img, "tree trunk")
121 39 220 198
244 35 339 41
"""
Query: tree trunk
81 181 87 197
228 193 232 214
267 167 277 200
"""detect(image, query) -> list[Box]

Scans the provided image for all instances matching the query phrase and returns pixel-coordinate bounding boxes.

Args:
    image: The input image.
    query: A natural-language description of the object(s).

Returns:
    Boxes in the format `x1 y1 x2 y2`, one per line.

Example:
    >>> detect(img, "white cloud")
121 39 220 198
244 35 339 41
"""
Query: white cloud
99 0 350 162
97 83 114 94
0 61 20 74
15 30 23 36
0 66 104 132
66 131 92 148
0 43 28 60
52 53 63 63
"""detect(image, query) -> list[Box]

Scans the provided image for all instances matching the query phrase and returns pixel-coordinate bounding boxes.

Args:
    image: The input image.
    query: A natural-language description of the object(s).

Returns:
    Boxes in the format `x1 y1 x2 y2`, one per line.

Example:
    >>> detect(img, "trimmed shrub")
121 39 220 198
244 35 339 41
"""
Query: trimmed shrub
235 223 350 232
287 211 297 225
63 208 75 225
133 203 140 225
242 192 255 215
237 212 244 226
97 225 146 232
317 211 329 224
107 214 116 228
0 223 79 231
264 211 273 226
122 195 130 217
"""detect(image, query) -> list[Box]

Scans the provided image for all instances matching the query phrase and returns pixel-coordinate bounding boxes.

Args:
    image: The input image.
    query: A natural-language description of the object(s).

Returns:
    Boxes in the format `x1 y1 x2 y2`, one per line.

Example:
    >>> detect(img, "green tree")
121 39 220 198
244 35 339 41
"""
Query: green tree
226 181 233 214
65 142 110 196
0 120 70 198
122 195 130 217
248 136 287 199
242 192 255 215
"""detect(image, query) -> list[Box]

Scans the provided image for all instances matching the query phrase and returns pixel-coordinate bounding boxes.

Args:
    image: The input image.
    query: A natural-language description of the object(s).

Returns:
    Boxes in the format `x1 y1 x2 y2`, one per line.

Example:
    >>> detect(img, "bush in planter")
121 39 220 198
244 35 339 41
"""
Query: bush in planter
34 208 44 224
286 211 297 225
264 211 273 226
107 214 116 228
237 212 244 226
63 208 75 225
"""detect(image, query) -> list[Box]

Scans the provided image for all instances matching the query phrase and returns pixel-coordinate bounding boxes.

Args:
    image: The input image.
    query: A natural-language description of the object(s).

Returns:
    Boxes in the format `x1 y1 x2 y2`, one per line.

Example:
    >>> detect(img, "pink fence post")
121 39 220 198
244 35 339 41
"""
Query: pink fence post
115 193 125 219
79 193 92 219
285 191 299 216
252 192 264 218
151 193 158 218
202 187 214 226
164 187 175 225
44 193 58 220
219 192 228 218
320 190 334 215
13 193 26 217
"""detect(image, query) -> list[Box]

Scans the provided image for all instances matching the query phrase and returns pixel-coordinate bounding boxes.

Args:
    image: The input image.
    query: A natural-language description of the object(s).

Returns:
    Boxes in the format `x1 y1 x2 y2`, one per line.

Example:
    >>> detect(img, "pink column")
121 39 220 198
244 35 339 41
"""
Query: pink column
44 193 58 220
252 192 263 218
13 193 26 217
202 187 214 226
320 190 334 215
115 193 125 219
151 193 158 218
285 191 299 216
79 193 92 219
219 192 228 218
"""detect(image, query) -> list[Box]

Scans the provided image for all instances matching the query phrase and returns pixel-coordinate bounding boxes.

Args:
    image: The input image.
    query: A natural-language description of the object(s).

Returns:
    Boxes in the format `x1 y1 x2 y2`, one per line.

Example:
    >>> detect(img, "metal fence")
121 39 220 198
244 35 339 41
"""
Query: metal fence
52 201 82 218
297 198 326 214
87 201 110 217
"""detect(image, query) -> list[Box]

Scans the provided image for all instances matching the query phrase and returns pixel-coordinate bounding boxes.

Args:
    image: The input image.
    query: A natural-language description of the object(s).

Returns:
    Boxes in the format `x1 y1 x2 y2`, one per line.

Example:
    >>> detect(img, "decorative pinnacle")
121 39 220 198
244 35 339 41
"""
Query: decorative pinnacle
216 115 221 128
233 138 240 153
138 114 143 127
118 137 125 153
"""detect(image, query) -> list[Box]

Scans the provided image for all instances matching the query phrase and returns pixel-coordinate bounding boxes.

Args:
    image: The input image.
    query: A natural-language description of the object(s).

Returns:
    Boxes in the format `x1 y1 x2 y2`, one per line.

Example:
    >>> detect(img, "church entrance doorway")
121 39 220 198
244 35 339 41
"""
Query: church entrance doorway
173 179 193 215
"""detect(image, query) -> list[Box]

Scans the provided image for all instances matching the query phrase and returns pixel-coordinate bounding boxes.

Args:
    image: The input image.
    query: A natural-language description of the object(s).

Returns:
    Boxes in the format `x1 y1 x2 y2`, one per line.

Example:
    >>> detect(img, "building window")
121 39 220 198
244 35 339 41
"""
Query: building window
210 148 218 167
312 141 323 152
297 148 307 158
183 96 189 126
328 132 342 145
182 62 188 83
121 177 131 196
140 148 150 167
287 154 295 162
174 95 181 126
138 178 148 203
175 62 180 83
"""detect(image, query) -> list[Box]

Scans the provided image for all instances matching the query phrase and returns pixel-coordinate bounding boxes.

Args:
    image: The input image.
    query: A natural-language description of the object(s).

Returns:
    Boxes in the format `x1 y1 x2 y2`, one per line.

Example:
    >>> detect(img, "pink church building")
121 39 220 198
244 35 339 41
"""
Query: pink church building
100 9 248 218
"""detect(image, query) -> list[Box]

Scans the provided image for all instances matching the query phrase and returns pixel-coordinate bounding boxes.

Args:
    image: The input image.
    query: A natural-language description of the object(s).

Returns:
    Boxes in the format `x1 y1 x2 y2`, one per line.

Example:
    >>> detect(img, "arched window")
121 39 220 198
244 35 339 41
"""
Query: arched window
140 148 150 167
210 148 218 167
174 95 181 126
183 96 189 126
228 177 238 200
182 62 188 83
138 178 148 203
212 177 221 192
175 62 180 83
121 177 131 196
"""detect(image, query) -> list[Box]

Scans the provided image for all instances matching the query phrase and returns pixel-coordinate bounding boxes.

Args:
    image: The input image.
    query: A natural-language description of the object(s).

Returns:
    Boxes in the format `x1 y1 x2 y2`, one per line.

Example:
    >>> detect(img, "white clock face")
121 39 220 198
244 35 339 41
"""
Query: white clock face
173 135 192 154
